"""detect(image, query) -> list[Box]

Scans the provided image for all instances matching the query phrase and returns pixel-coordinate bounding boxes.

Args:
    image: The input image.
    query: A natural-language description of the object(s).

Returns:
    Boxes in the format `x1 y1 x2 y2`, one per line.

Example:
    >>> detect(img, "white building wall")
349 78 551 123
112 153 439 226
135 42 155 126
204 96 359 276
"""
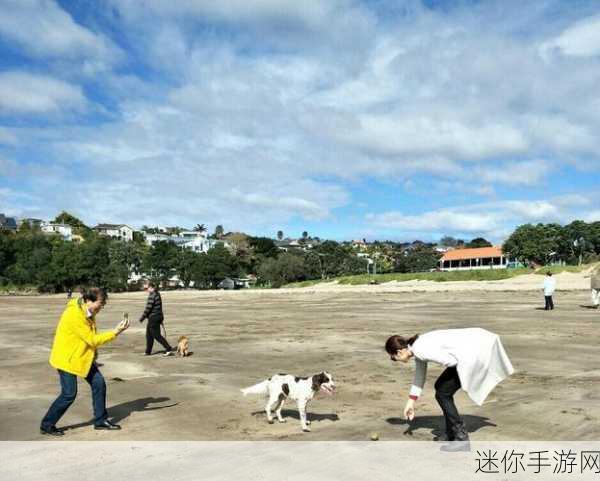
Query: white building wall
41 223 73 241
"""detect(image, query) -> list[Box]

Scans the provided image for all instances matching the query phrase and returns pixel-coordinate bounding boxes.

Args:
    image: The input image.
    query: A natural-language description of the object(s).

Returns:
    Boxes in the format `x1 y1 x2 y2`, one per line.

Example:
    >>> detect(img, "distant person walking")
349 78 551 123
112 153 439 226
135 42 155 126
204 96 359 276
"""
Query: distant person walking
139 282 174 356
40 288 130 436
591 265 600 309
543 272 556 310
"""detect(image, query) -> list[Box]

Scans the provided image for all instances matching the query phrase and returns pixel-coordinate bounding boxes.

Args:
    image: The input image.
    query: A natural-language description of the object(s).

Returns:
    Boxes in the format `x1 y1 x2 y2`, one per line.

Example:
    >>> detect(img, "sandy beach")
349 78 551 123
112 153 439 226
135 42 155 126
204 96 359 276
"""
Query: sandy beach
1 271 598 441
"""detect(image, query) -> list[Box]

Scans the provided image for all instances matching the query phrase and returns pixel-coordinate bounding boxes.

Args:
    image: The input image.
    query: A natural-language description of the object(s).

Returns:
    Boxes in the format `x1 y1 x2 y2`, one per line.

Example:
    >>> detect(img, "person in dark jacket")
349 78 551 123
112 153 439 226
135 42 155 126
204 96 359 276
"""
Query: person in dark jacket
139 282 174 356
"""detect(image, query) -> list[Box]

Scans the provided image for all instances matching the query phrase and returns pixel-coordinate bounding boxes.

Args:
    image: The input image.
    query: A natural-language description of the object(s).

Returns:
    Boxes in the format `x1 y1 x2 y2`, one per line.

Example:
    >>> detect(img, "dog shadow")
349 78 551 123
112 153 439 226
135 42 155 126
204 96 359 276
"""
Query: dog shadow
579 305 599 309
251 409 340 423
386 414 496 438
61 396 178 431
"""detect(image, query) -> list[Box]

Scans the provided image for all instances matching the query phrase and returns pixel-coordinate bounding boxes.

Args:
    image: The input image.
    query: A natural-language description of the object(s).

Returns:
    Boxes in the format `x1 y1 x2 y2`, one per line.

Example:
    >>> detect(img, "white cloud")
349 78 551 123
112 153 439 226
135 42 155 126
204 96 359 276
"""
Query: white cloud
366 193 600 241
367 210 498 233
474 160 552 186
0 0 123 69
114 0 360 31
0 72 86 114
540 15 600 57
2 2 600 238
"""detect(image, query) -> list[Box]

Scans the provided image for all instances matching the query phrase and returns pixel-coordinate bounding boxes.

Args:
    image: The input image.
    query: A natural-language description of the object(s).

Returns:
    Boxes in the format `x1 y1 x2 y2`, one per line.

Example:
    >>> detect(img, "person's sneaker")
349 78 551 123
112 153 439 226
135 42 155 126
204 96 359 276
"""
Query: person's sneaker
40 425 64 436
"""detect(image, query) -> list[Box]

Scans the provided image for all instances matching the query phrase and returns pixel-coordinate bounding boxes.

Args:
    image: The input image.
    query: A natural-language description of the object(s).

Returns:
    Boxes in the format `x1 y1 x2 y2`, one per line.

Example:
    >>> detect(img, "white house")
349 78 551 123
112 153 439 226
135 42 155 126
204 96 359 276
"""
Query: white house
439 246 510 271
93 224 134 242
41 222 73 241
144 233 172 246
182 236 213 253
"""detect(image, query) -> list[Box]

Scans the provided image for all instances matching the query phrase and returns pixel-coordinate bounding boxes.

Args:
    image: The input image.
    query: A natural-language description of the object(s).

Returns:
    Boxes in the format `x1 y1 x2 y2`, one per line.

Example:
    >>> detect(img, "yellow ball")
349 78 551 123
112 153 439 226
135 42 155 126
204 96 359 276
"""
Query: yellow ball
370 432 379 441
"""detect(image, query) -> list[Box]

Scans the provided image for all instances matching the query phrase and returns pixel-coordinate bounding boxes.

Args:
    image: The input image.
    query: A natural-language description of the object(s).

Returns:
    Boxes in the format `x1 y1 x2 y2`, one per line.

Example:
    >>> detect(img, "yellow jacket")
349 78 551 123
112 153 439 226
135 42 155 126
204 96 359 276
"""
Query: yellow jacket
49 298 116 377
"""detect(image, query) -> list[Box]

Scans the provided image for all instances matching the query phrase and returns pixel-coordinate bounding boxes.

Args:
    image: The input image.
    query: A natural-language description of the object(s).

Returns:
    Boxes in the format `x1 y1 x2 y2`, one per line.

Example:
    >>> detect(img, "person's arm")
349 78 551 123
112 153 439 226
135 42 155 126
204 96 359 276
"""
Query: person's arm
404 349 457 420
139 292 154 323
409 358 428 400
67 315 117 348
403 358 426 421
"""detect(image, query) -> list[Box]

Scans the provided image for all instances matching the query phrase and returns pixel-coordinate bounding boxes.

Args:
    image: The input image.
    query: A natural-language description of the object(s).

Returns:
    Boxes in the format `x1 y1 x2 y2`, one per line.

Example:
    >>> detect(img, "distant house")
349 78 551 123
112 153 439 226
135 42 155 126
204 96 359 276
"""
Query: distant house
275 238 316 251
181 236 218 253
41 222 73 241
93 224 134 242
143 232 172 246
0 213 17 231
439 246 510 271
352 239 367 249
19 218 43 229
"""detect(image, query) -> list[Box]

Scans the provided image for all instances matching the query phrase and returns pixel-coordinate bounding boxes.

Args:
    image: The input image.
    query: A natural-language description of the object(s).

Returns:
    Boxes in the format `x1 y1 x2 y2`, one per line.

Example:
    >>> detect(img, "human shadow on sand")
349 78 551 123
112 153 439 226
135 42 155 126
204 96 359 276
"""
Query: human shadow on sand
61 396 178 431
579 305 599 309
386 414 496 438
251 409 340 423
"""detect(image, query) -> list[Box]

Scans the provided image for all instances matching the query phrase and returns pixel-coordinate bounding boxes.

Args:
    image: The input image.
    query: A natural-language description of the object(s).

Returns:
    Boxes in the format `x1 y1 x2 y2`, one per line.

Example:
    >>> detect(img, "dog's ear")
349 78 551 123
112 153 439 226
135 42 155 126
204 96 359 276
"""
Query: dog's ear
312 372 328 390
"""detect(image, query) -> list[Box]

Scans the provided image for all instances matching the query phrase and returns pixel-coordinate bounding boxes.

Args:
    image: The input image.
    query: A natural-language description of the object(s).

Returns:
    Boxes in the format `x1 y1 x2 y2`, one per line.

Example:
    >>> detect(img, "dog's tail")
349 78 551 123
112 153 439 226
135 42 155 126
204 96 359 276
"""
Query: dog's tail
241 380 269 397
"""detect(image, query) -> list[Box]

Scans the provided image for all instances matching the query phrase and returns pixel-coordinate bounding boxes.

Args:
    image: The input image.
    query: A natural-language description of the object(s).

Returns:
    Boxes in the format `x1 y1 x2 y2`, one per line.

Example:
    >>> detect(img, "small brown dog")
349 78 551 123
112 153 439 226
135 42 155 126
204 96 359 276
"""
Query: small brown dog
176 336 190 357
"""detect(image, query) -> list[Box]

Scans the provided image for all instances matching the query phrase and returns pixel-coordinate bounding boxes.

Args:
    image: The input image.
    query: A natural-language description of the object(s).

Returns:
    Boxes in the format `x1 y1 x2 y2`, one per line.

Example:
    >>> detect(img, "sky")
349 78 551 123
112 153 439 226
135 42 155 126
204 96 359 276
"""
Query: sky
0 0 599 243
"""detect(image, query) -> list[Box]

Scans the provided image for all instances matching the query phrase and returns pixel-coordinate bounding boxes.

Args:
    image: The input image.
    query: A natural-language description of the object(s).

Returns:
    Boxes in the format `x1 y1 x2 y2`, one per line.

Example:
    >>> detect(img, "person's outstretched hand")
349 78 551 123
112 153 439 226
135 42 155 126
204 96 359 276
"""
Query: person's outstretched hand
115 318 130 335
404 399 415 421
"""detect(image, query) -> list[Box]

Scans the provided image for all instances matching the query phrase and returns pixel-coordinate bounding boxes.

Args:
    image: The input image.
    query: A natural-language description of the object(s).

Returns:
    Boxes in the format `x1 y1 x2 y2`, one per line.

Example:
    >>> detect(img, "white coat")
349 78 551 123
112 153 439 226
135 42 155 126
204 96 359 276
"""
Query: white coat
408 328 514 406
543 276 556 296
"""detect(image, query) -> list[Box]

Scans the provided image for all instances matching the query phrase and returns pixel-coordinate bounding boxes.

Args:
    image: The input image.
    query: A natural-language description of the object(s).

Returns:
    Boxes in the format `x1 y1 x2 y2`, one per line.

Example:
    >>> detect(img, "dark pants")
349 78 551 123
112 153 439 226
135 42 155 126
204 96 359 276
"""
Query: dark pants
544 296 554 310
41 363 107 429
434 367 464 439
145 323 172 355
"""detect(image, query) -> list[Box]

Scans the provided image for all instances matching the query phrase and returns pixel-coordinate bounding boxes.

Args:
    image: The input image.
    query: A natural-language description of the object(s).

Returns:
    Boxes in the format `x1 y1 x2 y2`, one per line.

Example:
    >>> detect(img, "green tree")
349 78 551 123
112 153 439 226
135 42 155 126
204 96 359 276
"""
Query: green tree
258 252 307 288
440 236 458 247
194 224 207 233
214 225 224 239
176 248 199 288
53 211 88 229
249 236 279 258
106 241 146 291
277 230 284 241
143 240 179 287
0 231 16 284
394 245 441 273
467 237 493 248
53 211 90 237
503 223 564 265
192 244 239 288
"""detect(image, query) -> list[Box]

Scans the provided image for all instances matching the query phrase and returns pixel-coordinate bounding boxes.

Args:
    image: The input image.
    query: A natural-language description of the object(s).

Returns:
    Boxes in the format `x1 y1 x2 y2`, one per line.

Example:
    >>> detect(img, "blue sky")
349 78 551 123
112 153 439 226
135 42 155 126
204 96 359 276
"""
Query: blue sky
0 0 599 242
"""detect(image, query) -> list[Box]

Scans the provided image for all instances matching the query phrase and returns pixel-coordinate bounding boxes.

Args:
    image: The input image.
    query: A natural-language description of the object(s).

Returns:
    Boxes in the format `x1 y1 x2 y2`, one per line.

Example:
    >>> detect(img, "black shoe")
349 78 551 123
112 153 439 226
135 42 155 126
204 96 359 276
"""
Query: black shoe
94 420 121 430
434 432 455 442
40 425 64 436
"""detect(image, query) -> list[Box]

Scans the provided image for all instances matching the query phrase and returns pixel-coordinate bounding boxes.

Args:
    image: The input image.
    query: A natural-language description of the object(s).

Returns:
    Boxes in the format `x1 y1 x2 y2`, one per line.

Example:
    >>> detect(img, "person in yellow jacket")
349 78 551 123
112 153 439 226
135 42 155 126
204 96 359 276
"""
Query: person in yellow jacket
40 287 130 436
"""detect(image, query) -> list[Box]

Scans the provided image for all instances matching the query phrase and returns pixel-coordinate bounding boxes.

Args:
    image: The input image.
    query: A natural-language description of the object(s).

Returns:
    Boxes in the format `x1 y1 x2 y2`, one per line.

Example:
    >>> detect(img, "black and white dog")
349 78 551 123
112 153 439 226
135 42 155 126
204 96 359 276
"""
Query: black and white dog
241 372 335 432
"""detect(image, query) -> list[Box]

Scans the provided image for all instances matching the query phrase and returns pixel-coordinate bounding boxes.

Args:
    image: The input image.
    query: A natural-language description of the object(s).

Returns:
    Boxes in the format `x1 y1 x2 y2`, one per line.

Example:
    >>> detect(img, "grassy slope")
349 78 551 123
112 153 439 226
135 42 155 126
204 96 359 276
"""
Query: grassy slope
285 264 591 288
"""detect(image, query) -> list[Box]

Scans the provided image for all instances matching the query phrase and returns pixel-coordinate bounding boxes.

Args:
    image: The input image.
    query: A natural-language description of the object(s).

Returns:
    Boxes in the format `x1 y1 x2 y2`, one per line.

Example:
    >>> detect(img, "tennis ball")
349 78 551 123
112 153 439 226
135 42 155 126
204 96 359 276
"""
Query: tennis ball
370 432 379 441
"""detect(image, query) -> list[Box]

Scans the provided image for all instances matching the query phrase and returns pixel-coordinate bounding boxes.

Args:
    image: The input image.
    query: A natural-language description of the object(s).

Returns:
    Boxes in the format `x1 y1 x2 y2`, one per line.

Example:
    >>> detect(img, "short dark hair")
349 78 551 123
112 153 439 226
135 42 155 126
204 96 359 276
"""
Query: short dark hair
81 287 108 305
385 334 419 355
